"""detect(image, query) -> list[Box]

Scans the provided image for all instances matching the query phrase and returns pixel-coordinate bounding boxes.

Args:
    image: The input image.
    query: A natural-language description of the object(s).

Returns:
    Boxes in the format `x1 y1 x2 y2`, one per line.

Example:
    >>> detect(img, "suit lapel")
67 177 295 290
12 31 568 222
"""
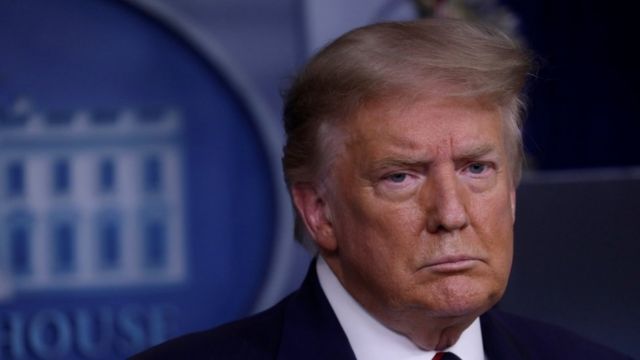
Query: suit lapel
481 309 530 360
277 260 357 360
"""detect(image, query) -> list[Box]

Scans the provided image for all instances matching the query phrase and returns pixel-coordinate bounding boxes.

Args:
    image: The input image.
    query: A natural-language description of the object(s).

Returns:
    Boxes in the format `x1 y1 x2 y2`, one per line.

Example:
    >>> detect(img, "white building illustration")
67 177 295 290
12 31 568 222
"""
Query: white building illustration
0 99 187 300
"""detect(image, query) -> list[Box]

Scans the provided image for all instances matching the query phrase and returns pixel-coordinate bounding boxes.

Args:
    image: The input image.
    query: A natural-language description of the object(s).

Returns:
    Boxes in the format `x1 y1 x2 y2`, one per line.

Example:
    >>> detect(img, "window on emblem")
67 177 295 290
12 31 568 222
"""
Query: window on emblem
52 159 71 195
143 156 162 193
10 226 31 275
99 158 116 193
100 221 120 269
6 161 25 197
144 220 166 269
53 222 75 273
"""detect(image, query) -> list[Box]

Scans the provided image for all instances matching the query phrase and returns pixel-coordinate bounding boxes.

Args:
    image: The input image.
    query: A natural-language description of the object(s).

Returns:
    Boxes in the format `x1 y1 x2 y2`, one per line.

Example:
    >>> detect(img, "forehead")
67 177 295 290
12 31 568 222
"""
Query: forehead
341 97 506 159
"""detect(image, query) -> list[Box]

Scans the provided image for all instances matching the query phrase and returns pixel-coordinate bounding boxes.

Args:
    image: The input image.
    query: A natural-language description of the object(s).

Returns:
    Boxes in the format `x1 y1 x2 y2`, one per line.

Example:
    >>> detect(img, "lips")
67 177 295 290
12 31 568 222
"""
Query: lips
423 255 482 272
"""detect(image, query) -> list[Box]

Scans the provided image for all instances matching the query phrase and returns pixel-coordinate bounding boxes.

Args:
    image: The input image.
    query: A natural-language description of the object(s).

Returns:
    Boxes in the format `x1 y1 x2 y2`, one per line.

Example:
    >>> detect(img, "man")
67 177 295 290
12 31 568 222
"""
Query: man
133 19 632 359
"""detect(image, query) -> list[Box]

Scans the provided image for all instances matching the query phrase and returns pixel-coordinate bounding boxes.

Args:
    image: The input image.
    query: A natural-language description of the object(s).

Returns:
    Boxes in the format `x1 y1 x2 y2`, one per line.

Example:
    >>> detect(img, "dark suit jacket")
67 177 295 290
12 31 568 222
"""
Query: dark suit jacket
132 263 633 359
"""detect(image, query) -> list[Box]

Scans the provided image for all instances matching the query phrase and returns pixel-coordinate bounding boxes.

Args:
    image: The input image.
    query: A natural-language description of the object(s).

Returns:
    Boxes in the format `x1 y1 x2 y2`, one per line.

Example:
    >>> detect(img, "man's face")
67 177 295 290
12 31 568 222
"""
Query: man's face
321 97 515 321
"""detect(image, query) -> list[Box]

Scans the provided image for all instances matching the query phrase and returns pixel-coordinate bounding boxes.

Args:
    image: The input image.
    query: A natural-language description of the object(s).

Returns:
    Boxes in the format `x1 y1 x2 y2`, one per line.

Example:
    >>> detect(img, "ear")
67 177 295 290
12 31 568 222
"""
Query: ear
291 183 337 252
510 189 517 223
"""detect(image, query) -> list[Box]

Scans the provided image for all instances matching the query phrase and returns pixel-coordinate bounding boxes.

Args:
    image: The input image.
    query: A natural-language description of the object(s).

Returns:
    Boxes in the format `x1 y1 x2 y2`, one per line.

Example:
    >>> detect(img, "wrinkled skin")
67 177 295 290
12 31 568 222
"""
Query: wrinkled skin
293 97 516 350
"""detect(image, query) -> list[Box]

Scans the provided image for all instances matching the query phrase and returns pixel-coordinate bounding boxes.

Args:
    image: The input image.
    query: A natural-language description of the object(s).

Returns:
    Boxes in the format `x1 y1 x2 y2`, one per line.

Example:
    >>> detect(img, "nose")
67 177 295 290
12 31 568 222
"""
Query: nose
424 167 469 233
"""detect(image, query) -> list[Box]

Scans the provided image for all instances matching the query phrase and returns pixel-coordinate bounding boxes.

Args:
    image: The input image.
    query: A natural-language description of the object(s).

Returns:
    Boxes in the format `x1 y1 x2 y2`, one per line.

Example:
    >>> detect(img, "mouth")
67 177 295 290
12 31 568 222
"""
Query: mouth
423 255 482 273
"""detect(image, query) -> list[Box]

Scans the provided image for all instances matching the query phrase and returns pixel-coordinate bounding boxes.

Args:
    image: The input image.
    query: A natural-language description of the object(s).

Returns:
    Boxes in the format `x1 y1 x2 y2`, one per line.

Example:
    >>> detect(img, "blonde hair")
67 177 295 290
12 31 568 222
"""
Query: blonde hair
282 18 533 249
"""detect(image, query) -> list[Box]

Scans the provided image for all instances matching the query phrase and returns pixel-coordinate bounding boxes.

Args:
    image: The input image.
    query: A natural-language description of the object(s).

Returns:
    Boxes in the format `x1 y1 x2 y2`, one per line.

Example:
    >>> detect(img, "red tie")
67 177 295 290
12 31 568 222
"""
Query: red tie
432 352 461 360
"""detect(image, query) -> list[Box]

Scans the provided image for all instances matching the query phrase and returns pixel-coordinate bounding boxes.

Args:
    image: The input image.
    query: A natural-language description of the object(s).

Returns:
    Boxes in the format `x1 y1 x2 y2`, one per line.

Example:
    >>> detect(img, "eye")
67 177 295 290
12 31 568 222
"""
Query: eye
467 162 488 175
386 173 408 183
376 170 421 198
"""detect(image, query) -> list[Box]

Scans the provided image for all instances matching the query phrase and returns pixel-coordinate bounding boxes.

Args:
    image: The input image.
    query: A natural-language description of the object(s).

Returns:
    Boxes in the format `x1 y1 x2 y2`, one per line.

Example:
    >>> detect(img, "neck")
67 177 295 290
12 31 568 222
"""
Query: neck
380 309 476 350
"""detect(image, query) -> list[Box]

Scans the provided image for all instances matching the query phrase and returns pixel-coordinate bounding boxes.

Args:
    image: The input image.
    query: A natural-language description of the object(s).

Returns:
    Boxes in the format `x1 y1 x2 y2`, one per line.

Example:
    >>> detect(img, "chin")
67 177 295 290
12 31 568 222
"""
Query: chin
420 277 503 319
429 298 490 320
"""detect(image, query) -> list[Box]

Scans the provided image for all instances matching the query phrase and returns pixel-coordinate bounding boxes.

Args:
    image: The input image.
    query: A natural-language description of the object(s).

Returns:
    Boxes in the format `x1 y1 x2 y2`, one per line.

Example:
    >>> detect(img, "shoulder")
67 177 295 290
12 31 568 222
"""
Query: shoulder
129 296 290 360
482 309 633 359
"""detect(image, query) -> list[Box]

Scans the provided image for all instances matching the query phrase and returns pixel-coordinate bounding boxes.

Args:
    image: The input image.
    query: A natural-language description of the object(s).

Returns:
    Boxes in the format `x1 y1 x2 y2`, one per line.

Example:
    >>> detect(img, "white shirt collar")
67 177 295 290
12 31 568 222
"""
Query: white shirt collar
316 256 486 360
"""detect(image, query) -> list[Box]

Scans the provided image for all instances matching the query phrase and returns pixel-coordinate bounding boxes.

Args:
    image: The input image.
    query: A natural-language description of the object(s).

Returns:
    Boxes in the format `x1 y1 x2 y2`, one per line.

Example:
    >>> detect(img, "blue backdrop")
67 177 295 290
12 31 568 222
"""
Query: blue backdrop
0 1 281 358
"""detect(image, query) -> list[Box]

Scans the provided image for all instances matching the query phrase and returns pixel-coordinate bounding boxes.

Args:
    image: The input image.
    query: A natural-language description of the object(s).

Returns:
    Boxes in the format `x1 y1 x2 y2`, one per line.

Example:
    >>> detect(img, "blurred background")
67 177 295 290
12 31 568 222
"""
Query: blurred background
0 0 638 359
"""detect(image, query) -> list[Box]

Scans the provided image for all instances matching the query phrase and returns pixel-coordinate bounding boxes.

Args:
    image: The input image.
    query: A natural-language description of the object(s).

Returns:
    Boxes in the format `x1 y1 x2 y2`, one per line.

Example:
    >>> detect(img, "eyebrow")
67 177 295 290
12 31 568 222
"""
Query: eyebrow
454 143 497 160
368 143 499 170
368 155 430 171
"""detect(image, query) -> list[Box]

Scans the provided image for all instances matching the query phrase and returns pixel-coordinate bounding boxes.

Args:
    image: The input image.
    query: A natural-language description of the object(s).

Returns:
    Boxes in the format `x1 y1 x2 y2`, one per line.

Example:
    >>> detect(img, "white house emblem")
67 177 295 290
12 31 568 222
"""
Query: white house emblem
0 99 187 299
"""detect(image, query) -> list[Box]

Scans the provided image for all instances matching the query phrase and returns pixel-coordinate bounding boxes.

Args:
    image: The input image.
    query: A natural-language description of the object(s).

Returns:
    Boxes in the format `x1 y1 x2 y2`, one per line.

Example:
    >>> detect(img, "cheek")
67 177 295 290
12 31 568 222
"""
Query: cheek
336 197 422 269
471 185 514 229
355 201 423 248
470 190 514 260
